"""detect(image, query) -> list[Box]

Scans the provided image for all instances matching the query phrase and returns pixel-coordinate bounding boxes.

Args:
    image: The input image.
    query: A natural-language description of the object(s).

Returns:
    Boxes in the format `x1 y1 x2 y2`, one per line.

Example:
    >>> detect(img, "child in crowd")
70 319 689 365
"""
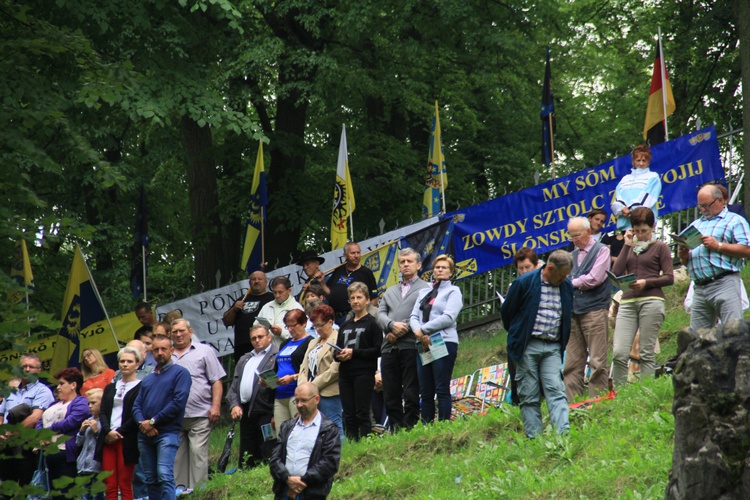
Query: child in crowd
76 388 104 500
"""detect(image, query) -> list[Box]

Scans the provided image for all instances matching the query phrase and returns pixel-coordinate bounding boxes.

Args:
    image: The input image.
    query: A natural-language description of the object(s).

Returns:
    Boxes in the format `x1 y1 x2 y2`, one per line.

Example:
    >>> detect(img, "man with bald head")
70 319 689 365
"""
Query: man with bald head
563 216 611 401
223 271 275 361
269 382 341 500
679 184 750 331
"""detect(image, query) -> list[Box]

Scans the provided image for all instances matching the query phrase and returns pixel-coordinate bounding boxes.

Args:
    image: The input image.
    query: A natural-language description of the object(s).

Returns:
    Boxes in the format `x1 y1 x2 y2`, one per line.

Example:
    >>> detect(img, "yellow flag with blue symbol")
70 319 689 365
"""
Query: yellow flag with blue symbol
49 246 120 377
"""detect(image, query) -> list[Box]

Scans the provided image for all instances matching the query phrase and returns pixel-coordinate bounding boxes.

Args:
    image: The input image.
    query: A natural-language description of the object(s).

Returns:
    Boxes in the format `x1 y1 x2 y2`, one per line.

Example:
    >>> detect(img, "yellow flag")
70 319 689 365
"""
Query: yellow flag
362 241 400 296
8 239 34 304
423 101 447 218
331 124 355 250
49 246 120 376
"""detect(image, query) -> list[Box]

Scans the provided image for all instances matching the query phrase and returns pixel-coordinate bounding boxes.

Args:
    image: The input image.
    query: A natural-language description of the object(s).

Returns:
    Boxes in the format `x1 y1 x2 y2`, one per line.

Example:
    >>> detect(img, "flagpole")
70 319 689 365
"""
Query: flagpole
260 206 266 269
348 199 354 242
548 114 556 179
658 27 669 141
142 245 147 302
79 247 119 350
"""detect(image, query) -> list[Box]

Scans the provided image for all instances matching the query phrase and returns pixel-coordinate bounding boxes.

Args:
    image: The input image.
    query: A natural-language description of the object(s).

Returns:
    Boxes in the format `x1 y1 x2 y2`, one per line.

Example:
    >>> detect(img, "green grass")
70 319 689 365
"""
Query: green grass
194 269 750 499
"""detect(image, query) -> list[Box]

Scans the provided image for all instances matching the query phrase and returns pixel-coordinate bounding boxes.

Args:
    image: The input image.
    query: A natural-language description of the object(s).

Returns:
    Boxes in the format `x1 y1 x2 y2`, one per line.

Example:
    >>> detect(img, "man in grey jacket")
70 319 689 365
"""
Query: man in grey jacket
228 324 279 469
376 248 430 431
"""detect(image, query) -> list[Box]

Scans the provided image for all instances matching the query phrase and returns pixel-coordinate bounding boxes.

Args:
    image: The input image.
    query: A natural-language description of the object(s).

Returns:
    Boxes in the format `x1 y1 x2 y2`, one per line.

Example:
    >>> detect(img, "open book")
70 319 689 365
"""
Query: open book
257 369 279 389
606 270 637 292
669 225 703 250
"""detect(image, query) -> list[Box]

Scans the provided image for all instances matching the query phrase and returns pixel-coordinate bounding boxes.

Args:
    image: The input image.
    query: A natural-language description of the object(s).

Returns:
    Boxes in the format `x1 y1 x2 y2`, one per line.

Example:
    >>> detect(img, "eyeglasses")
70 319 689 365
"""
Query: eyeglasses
284 323 299 329
312 322 328 330
250 335 267 342
698 198 719 210
567 233 584 240
292 396 316 405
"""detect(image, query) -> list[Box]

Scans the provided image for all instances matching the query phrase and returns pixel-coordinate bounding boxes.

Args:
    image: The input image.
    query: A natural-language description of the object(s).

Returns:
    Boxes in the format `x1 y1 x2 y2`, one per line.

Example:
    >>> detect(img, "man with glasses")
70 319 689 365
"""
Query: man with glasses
0 353 55 485
269 382 341 500
563 217 611 401
678 184 750 331
227 325 279 469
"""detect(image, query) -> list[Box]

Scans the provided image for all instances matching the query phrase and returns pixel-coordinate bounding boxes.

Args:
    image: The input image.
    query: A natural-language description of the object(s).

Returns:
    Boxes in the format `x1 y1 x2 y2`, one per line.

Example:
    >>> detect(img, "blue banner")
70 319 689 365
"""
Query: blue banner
448 126 724 278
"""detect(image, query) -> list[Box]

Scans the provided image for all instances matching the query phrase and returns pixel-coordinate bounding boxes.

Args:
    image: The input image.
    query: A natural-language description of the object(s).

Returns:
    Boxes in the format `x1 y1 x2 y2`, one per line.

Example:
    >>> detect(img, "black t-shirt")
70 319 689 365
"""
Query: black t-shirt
325 266 379 315
602 231 625 259
232 292 274 353
335 314 382 377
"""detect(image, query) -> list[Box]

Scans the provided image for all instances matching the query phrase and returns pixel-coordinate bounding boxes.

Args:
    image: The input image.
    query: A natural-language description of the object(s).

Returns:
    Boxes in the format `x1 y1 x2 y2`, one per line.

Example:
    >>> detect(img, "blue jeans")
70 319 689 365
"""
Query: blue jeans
516 338 569 438
132 462 148 499
416 341 458 422
317 395 345 442
138 431 180 500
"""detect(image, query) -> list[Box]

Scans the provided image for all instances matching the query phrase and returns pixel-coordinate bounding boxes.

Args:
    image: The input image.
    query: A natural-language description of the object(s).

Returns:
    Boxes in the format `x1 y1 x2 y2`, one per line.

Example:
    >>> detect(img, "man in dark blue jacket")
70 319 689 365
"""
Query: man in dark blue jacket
133 335 192 499
501 250 573 438
269 382 341 499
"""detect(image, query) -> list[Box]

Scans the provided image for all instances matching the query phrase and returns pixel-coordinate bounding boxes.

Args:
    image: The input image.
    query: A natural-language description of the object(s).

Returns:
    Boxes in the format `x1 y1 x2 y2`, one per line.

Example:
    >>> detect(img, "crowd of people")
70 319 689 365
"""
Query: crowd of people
3 145 750 498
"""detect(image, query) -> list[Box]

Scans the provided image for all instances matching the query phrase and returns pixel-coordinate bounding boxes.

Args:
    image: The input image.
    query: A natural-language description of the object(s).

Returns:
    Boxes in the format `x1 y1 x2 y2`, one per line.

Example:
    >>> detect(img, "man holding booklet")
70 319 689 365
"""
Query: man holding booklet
678 185 750 331
227 324 279 469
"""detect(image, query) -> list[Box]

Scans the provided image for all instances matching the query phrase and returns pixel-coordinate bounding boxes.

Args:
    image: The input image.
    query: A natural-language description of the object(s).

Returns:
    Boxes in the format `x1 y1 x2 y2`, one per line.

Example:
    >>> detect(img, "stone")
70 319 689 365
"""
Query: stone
666 319 750 499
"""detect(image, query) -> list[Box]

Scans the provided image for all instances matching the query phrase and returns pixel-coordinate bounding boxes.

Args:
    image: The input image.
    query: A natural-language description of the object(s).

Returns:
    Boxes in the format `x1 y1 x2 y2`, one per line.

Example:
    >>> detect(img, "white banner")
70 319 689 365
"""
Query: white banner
156 216 440 357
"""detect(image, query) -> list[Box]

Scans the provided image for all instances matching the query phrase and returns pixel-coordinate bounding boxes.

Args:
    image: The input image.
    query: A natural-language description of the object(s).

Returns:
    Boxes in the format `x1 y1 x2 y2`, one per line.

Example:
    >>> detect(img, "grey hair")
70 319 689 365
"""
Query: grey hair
118 346 143 364
568 216 590 230
548 250 574 270
172 318 191 329
399 247 422 264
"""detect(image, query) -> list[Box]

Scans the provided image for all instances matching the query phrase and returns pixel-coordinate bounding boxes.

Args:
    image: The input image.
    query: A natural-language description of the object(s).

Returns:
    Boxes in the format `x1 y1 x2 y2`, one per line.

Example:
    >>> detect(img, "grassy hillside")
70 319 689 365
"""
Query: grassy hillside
194 268 721 499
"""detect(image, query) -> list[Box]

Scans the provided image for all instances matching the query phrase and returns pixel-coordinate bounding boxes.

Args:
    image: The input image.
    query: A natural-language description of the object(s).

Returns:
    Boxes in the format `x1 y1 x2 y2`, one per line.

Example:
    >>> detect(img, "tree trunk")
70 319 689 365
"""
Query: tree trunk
264 60 311 268
737 0 750 206
180 115 227 292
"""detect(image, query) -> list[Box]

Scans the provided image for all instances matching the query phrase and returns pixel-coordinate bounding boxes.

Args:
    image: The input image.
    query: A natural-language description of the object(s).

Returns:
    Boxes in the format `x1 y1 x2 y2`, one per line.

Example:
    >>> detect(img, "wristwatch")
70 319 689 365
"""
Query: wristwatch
149 418 156 426
718 242 723 252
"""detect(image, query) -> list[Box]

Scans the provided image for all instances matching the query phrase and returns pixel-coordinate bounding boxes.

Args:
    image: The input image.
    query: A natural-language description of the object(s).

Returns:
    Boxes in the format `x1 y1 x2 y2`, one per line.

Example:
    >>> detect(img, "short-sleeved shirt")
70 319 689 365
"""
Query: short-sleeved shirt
232 292 274 354
173 340 227 418
326 266 378 316
3 380 55 420
687 208 750 281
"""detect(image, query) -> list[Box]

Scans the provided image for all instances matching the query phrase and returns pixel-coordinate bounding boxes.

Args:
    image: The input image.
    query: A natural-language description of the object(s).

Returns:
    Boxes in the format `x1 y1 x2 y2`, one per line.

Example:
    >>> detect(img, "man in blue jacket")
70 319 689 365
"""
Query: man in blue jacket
133 335 192 500
501 250 573 438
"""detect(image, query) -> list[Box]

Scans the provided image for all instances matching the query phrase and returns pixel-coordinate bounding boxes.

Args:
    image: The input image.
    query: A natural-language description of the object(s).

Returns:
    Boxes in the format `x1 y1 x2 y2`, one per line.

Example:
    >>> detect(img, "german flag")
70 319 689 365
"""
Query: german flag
643 40 676 145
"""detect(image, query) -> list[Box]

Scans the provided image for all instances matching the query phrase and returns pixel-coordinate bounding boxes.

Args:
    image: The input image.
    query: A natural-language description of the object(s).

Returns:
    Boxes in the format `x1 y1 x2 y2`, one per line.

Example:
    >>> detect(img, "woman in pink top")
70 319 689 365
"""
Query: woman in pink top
80 348 116 394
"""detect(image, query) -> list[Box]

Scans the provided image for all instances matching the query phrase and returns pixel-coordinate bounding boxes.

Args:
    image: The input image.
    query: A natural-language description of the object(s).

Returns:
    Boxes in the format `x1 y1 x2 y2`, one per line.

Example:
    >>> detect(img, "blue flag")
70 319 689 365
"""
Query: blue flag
241 141 268 273
541 48 555 167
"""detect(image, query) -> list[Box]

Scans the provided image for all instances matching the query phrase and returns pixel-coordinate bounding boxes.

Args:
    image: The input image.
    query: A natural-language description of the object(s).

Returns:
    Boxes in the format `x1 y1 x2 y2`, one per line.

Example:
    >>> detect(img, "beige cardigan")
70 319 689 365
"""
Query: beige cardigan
298 337 340 398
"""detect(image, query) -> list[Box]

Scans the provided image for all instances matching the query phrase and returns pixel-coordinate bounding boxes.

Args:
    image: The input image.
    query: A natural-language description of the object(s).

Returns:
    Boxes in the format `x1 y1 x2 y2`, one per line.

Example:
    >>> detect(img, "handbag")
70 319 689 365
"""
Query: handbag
29 449 50 499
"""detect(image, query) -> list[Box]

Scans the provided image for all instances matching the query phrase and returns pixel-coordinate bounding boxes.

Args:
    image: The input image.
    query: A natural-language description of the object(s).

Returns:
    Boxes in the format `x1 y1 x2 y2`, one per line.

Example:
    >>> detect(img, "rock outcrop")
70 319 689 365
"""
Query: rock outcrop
666 319 750 499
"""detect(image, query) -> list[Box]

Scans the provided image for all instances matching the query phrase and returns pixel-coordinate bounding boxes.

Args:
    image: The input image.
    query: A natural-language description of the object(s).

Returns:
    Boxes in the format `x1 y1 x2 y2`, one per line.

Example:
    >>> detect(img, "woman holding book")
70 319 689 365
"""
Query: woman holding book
611 207 674 385
334 282 382 441
273 310 314 429
298 304 344 439
410 255 463 423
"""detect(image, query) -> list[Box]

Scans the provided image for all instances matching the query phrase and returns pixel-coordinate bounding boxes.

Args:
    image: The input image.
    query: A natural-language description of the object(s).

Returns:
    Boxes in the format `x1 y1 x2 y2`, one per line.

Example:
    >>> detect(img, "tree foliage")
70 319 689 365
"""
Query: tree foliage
1 0 748 326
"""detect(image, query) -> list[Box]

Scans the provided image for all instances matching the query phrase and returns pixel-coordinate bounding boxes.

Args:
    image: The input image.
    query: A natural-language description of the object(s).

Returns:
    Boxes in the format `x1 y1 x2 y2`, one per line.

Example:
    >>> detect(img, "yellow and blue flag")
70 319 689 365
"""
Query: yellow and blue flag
422 101 447 218
8 239 35 304
362 241 400 295
331 124 355 250
402 218 455 280
241 141 268 273
49 246 119 376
